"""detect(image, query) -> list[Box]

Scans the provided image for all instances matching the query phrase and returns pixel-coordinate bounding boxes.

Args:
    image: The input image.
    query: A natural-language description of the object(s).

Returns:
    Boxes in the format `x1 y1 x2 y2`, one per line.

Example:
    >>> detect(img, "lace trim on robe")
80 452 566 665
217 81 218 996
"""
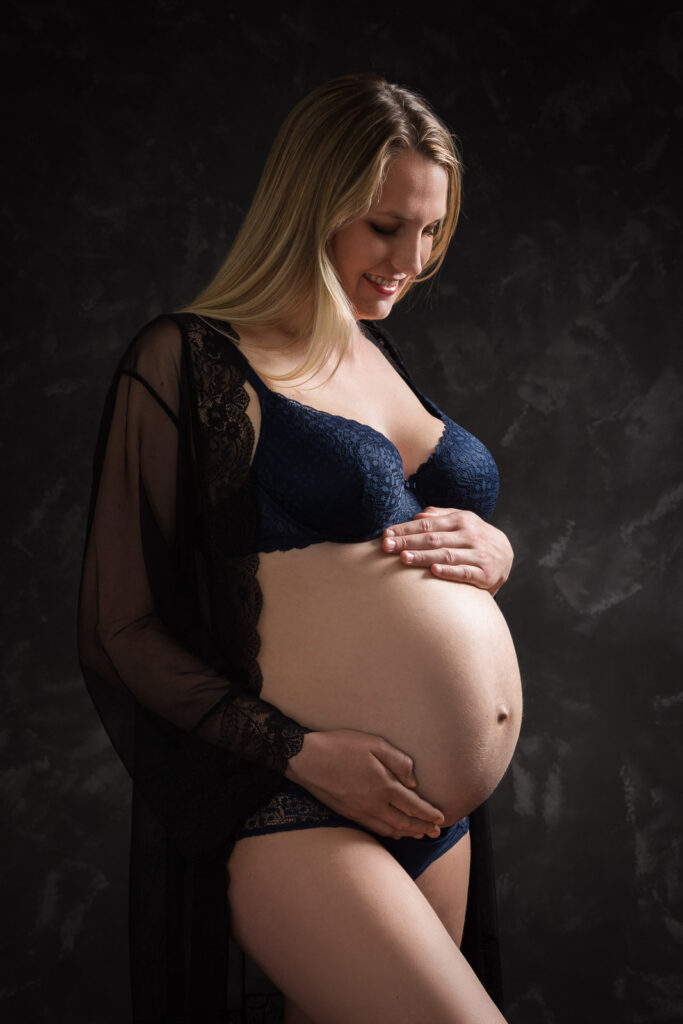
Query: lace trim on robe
174 312 312 770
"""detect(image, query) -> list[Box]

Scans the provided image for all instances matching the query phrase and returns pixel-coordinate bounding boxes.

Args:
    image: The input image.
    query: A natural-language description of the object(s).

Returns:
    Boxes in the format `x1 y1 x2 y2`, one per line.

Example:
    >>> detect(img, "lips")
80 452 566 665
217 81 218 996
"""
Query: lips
364 273 400 295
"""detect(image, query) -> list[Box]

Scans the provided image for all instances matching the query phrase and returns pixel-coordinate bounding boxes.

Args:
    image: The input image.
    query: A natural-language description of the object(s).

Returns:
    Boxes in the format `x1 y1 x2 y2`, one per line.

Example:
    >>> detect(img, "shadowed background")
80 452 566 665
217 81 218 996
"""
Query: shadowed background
3 2 682 1022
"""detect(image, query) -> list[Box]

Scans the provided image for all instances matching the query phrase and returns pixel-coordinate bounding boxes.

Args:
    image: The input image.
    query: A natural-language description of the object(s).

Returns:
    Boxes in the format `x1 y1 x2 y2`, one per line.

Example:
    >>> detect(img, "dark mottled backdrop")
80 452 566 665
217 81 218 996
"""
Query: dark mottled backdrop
3 2 681 1022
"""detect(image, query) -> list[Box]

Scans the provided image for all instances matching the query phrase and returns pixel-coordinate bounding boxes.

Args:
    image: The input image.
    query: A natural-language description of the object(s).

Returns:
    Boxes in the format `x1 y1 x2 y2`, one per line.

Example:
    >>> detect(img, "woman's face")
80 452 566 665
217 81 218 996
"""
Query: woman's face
329 150 449 321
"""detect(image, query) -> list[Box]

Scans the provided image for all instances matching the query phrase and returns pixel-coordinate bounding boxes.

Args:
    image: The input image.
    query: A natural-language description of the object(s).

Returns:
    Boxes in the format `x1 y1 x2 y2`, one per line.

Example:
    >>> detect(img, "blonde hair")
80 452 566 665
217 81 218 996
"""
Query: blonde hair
180 73 463 384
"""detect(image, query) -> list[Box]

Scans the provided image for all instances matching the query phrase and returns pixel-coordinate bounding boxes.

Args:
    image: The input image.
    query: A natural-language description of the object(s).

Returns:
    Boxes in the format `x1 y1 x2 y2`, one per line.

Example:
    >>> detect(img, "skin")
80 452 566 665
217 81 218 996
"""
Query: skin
228 150 514 1023
328 150 448 320
329 151 513 593
384 506 513 595
229 822 507 1024
282 153 515 830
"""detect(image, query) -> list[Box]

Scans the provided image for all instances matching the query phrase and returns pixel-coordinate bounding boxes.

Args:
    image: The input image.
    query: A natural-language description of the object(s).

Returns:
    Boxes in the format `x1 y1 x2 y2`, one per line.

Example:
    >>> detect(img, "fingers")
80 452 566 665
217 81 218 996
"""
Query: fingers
362 815 432 840
390 810 442 838
431 562 488 587
381 508 511 593
382 517 478 558
371 741 418 789
413 506 448 517
388 783 445 827
369 740 445 833
388 540 491 584
383 508 476 543
386 533 474 556
305 730 447 840
363 809 441 840
388 812 443 839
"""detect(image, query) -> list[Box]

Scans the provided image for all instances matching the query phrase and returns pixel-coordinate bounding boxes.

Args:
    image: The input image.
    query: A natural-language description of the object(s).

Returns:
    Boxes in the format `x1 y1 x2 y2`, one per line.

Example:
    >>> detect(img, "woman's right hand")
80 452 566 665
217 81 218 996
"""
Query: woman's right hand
284 729 445 839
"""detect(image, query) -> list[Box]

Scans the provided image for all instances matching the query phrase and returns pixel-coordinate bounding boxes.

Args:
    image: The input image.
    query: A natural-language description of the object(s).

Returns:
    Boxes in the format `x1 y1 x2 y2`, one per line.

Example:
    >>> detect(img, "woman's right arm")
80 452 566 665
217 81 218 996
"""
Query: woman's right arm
77 316 309 776
77 315 442 835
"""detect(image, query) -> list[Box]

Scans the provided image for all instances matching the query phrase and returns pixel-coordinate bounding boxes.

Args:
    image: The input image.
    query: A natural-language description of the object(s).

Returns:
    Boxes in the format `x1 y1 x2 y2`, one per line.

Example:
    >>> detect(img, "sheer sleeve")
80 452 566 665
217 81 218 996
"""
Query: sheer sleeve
77 315 310 781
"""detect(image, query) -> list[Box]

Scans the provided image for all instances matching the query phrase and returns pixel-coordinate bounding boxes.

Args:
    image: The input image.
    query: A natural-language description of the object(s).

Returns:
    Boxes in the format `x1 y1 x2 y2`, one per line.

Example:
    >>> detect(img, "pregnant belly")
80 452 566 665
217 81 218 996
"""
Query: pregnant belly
257 539 523 825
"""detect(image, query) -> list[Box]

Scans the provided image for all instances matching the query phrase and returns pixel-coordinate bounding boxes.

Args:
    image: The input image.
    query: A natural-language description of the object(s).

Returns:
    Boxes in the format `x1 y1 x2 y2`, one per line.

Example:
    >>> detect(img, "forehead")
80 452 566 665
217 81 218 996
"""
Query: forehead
373 152 449 219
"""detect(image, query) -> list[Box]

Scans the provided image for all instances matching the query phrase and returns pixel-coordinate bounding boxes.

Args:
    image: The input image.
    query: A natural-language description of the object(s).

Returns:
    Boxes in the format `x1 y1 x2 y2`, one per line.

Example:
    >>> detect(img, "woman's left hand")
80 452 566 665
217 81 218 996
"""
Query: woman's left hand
382 507 513 596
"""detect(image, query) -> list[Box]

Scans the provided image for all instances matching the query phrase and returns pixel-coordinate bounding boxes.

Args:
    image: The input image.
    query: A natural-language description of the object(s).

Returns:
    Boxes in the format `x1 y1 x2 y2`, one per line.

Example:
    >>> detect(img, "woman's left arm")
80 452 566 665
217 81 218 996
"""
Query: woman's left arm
382 507 513 596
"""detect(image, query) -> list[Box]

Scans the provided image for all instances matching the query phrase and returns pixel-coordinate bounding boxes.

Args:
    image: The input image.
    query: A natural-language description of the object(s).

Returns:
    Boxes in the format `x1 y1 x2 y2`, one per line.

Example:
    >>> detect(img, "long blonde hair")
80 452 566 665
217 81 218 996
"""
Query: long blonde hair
180 73 463 384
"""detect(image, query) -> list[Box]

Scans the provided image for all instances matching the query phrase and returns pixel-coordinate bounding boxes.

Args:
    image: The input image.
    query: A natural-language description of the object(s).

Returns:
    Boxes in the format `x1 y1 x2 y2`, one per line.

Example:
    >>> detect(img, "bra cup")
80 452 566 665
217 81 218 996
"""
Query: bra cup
253 400 418 546
356 432 408 520
247 379 500 553
416 421 500 523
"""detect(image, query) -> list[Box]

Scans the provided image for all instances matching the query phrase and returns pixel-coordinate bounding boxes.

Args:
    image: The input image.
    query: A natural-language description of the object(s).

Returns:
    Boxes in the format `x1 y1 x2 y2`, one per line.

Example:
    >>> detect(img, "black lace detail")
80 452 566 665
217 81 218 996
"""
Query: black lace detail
171 313 311 773
236 779 352 835
78 311 502 1019
245 370 497 554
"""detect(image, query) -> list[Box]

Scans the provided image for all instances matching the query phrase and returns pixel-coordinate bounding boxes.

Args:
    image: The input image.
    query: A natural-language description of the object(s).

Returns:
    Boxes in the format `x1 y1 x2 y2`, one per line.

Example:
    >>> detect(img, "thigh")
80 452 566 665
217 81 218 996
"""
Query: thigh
282 831 472 1024
227 825 505 1024
414 829 471 949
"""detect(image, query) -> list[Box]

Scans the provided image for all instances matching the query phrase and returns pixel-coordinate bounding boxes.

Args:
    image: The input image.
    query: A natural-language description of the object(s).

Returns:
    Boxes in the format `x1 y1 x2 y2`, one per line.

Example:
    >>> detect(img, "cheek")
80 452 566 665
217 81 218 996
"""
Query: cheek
329 233 351 278
421 235 434 260
331 230 368 283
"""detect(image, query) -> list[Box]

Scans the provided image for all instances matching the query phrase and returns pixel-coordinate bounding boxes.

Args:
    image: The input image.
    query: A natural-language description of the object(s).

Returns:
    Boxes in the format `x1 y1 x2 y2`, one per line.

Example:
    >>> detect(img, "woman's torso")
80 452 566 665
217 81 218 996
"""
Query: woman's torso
233 321 522 825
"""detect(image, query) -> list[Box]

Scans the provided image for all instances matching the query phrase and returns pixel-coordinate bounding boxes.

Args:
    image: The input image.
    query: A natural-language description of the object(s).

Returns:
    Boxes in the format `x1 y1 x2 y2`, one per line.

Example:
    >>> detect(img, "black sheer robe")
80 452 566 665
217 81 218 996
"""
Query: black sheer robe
77 312 503 1022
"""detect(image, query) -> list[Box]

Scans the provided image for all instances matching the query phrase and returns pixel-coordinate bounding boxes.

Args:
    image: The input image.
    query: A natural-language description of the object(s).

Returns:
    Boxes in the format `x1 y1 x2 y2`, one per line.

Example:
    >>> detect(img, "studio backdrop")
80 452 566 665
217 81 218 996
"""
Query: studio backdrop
3 3 681 1022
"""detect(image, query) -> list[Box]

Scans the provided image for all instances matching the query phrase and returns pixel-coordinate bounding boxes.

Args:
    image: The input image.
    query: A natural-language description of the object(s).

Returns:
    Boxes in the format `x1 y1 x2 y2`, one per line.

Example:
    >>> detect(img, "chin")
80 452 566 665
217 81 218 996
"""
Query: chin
354 300 395 321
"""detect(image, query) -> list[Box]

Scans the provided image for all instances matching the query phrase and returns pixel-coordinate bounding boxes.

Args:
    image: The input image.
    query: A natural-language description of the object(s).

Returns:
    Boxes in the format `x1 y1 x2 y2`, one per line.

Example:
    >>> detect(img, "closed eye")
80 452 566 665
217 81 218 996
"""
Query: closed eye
370 222 441 238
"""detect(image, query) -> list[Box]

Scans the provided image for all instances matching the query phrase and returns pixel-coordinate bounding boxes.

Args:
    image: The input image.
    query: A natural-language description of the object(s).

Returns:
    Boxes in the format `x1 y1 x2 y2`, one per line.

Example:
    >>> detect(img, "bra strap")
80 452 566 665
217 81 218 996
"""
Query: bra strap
243 362 271 398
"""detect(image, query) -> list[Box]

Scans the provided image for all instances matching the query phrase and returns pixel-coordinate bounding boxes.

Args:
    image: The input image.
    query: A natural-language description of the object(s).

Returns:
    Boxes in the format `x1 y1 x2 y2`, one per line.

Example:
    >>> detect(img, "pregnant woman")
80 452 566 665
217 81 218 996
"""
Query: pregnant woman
78 74 521 1023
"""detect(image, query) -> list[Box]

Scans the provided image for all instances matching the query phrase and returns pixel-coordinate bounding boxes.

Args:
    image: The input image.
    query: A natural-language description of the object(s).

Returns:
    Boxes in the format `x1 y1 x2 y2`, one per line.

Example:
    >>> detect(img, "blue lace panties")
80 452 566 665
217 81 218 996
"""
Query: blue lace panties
234 779 469 880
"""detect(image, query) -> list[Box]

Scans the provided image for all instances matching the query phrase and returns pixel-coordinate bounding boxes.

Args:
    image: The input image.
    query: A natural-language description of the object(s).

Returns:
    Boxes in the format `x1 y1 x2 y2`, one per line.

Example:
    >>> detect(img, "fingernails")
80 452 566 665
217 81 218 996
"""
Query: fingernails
403 552 414 563
385 528 395 536
385 538 396 550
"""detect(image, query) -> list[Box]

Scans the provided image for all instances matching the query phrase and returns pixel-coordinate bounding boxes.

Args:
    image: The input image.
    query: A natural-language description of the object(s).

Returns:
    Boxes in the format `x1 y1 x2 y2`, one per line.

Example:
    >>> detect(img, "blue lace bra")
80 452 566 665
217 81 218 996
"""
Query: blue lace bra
241 329 499 553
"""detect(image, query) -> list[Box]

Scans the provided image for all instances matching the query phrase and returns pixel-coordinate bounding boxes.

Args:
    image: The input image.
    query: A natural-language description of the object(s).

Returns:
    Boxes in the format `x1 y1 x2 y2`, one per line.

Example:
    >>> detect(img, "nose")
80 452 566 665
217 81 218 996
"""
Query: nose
391 231 424 278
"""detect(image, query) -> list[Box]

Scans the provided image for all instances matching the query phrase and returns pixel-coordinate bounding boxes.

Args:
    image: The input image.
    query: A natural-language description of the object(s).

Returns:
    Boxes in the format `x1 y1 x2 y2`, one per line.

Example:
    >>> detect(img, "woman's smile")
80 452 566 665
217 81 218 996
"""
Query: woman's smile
363 273 402 294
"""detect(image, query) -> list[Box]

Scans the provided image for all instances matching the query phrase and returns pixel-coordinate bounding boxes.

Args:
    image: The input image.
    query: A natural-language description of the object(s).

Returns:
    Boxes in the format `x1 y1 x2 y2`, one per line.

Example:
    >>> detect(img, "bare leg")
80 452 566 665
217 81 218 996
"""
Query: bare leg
415 829 471 948
283 830 472 1023
228 826 505 1024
